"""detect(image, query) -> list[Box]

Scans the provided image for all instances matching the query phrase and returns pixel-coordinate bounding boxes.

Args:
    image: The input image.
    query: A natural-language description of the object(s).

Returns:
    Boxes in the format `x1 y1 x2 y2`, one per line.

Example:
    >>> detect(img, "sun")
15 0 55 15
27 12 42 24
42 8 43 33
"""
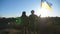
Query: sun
36 8 50 17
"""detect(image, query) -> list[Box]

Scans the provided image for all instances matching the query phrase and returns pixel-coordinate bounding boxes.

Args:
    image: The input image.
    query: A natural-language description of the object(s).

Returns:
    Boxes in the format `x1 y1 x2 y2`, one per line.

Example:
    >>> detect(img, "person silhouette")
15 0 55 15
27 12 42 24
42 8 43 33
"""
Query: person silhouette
29 10 39 34
21 11 29 34
21 11 29 27
29 10 38 22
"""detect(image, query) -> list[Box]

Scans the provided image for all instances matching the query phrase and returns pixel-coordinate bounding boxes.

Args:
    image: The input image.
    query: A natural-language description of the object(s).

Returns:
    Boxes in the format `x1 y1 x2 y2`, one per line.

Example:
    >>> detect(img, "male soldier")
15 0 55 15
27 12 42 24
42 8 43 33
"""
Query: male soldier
21 11 29 34
29 10 39 34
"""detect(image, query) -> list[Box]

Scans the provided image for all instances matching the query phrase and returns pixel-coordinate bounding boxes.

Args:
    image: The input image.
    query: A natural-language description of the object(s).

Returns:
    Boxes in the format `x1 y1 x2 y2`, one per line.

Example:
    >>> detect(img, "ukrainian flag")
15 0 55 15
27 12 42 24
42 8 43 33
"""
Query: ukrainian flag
41 0 52 10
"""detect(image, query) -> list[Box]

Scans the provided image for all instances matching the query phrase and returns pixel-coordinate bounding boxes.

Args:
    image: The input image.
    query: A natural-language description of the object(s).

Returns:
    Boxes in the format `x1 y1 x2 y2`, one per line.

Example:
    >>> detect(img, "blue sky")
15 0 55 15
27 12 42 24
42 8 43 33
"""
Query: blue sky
0 0 60 17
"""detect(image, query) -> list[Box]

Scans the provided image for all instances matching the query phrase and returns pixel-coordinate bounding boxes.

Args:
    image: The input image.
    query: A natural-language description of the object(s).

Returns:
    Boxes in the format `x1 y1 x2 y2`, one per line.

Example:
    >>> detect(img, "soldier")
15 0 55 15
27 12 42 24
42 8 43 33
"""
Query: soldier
29 10 39 34
21 11 29 34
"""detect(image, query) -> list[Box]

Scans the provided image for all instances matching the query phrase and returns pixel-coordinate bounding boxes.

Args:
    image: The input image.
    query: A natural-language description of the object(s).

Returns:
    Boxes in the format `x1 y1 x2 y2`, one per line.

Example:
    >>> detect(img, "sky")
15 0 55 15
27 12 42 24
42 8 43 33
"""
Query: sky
0 0 60 17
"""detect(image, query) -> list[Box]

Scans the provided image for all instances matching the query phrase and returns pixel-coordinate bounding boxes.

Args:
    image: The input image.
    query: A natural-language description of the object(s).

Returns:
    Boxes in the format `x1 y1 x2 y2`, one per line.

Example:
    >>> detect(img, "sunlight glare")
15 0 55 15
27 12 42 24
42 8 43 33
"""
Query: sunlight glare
36 8 50 17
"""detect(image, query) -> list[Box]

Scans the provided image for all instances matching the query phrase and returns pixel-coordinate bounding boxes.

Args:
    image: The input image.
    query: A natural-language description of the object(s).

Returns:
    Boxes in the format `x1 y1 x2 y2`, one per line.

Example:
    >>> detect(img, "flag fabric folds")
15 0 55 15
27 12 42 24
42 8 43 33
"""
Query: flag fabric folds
41 0 52 10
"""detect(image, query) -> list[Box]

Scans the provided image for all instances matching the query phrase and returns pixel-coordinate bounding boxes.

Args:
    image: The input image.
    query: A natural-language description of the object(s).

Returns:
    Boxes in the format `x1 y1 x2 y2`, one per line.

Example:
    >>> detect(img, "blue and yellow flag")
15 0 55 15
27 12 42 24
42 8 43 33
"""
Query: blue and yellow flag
41 0 52 10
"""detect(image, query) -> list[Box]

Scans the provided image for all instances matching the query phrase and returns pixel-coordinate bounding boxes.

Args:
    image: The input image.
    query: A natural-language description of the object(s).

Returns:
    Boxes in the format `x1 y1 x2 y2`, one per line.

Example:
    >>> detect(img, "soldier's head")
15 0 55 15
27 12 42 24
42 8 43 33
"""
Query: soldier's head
31 10 34 14
22 11 26 15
